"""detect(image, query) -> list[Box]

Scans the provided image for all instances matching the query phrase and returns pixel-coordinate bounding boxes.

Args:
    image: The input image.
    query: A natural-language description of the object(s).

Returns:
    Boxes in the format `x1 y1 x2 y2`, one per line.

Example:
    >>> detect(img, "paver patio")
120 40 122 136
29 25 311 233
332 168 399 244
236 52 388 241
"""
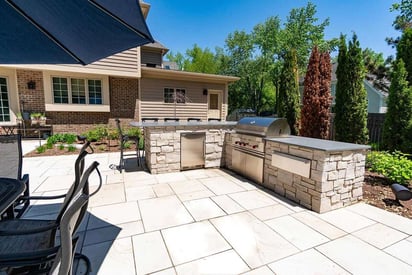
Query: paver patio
20 148 412 275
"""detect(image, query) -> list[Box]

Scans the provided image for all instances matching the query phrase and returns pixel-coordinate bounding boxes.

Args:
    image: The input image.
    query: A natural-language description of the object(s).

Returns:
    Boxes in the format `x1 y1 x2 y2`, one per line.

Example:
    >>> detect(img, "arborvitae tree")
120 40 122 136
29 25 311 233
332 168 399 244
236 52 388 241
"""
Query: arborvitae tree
397 28 412 84
334 35 349 142
318 51 332 139
300 46 321 137
382 59 412 153
279 49 300 135
334 34 368 144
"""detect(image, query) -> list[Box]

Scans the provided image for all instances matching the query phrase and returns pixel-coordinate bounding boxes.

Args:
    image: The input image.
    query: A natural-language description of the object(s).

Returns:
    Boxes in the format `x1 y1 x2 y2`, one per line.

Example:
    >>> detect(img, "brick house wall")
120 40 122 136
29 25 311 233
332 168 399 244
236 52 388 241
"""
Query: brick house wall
16 70 45 113
15 71 140 134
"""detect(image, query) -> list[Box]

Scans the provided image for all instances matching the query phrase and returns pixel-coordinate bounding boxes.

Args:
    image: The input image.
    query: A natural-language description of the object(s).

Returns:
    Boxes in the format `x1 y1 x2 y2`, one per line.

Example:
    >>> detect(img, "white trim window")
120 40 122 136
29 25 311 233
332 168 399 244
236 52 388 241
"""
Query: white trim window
0 77 10 122
163 87 186 104
52 77 102 105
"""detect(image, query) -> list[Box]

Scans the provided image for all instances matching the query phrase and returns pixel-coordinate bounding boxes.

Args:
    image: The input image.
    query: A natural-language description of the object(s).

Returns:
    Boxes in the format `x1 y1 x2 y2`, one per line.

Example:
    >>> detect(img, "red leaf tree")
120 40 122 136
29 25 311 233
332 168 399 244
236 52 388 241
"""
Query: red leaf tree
300 46 332 138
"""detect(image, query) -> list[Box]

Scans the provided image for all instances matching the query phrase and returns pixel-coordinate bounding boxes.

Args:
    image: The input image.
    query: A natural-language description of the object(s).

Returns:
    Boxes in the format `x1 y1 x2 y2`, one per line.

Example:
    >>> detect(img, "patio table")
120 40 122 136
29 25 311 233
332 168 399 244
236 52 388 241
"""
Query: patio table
0 177 26 218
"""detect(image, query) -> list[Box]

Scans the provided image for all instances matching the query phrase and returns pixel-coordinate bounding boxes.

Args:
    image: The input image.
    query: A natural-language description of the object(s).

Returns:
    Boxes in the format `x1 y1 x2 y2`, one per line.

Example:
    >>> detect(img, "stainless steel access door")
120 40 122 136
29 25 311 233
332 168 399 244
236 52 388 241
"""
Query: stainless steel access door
181 132 205 170
232 147 264 184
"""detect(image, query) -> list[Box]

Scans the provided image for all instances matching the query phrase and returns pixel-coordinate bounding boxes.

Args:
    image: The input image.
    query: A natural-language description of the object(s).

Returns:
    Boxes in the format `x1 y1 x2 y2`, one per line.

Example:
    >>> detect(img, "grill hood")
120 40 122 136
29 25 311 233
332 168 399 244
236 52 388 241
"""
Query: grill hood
235 117 290 137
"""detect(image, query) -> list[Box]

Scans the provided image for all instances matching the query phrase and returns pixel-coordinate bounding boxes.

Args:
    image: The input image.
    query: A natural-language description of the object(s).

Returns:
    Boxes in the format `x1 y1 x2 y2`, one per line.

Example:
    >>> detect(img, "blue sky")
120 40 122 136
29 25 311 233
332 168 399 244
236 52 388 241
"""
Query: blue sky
145 0 400 59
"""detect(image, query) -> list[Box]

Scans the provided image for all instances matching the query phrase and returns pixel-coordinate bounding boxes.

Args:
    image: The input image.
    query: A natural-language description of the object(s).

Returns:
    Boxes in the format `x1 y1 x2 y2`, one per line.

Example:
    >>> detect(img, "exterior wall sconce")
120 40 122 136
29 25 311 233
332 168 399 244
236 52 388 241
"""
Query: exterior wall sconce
203 89 208 95
27 80 36 90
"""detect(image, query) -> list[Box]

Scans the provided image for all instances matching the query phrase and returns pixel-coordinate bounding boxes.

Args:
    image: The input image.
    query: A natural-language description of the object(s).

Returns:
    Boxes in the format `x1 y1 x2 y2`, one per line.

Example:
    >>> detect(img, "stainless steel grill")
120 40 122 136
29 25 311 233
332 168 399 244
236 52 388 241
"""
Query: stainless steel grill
234 117 290 137
231 117 290 183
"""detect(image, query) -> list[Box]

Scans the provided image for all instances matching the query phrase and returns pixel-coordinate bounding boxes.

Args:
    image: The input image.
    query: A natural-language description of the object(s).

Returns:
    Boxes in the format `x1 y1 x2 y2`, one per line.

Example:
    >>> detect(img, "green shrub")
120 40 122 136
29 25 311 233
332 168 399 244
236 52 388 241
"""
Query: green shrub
58 144 65 150
67 145 76 152
45 142 53 149
63 133 77 144
123 141 132 149
126 127 141 138
83 125 108 142
36 145 46 154
367 151 412 185
107 128 119 140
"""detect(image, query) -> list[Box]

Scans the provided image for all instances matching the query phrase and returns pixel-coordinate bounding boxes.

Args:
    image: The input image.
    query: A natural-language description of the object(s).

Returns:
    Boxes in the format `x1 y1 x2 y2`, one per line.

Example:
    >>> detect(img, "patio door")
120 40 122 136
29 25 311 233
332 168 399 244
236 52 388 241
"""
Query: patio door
207 90 222 120
0 77 10 122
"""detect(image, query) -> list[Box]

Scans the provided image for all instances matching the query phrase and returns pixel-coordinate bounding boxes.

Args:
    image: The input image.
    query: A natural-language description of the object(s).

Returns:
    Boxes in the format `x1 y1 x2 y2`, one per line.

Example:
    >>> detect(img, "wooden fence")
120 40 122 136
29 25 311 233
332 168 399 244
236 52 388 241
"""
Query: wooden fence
329 113 386 144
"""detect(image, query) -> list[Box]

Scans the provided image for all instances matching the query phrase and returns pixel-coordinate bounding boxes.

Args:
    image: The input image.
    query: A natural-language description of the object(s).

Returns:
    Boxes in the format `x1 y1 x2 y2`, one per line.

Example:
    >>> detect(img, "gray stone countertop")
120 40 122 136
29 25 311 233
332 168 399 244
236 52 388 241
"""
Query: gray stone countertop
130 121 237 127
266 136 371 152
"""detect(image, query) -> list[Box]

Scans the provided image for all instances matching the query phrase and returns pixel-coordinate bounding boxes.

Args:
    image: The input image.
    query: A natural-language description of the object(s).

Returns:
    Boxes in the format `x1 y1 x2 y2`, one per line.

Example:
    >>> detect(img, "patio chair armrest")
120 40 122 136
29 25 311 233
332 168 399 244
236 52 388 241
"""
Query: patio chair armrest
21 173 29 184
0 223 58 236
21 193 66 201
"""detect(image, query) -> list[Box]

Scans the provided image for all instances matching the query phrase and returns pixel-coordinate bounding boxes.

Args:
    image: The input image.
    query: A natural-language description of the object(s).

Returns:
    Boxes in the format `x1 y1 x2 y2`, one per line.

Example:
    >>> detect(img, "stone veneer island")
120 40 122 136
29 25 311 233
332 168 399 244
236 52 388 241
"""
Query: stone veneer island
263 136 370 213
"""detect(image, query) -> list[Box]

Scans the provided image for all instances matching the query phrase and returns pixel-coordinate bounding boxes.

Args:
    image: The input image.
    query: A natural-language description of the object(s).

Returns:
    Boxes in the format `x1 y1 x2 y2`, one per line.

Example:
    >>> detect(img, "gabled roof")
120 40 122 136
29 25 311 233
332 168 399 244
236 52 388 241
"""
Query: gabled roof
141 41 169 55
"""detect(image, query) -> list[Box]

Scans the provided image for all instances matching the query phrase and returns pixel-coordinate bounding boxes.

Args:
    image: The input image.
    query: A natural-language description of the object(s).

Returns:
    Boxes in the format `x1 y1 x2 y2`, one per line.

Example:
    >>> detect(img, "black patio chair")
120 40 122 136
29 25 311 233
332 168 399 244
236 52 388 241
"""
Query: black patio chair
0 134 30 219
114 118 141 170
10 141 93 221
0 161 102 275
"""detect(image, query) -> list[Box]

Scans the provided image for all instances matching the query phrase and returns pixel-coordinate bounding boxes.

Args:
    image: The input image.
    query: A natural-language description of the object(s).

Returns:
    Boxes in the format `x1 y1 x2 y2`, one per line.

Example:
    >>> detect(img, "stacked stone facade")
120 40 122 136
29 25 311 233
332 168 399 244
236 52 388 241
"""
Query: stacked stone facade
144 125 233 174
264 140 367 213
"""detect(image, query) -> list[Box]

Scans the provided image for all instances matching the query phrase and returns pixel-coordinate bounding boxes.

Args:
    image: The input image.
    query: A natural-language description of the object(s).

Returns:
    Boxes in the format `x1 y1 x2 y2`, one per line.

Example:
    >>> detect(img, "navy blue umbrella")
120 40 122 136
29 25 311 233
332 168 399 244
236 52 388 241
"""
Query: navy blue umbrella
0 0 154 65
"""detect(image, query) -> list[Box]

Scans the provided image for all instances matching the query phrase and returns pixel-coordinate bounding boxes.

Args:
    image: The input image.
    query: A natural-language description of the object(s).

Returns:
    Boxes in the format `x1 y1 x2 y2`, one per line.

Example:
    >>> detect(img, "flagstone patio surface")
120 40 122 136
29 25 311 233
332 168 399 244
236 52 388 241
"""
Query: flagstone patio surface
21 149 412 275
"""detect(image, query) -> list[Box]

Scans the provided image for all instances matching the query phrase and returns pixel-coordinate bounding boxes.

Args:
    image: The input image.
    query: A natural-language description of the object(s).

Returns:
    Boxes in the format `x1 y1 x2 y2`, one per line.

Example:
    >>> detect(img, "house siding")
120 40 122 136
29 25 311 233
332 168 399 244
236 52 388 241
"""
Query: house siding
65 48 140 76
140 78 226 120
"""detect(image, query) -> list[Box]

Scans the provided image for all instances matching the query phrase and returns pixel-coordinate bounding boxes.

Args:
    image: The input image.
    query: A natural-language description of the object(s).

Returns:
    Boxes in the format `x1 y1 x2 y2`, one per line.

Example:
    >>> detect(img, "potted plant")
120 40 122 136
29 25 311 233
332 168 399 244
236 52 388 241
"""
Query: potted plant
30 112 42 125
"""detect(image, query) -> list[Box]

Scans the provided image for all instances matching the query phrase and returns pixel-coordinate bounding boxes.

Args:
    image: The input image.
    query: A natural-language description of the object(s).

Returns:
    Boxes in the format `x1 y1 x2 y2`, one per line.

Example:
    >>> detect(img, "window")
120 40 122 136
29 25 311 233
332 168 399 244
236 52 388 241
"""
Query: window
163 88 186 104
0 77 10 122
71 78 85 104
52 77 102 105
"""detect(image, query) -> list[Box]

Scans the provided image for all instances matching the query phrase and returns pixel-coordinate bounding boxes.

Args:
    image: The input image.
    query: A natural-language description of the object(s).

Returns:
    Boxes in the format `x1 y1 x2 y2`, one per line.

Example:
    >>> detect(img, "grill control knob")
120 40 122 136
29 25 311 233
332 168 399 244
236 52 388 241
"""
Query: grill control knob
252 145 258 149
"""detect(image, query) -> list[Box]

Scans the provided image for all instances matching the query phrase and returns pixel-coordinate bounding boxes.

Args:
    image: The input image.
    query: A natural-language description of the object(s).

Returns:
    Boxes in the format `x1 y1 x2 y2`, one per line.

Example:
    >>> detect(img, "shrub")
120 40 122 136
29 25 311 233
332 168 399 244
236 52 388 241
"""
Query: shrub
63 133 77 144
126 127 141 138
58 144 65 150
123 141 132 149
67 145 76 152
36 145 46 154
83 125 108 142
107 129 119 140
367 151 412 185
47 133 77 144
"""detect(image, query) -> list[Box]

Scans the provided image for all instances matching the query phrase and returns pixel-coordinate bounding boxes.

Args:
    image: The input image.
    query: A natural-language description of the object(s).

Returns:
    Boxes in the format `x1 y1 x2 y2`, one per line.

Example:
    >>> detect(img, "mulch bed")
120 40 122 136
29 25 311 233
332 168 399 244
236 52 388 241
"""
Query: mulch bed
25 144 412 219
363 171 412 219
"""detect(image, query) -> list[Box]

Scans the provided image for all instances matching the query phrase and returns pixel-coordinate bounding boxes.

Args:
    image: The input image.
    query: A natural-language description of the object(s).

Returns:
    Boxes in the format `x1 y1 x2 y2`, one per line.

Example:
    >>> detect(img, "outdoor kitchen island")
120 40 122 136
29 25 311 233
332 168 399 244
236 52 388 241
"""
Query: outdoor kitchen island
130 120 236 174
263 136 370 213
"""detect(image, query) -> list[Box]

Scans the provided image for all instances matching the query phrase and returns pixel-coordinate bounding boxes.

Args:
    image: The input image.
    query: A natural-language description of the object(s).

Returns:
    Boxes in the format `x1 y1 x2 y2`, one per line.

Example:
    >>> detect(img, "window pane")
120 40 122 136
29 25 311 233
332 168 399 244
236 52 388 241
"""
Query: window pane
0 77 10 122
209 94 219 110
175 89 186 103
164 88 174 103
88 79 102 104
52 77 69 104
71 78 86 104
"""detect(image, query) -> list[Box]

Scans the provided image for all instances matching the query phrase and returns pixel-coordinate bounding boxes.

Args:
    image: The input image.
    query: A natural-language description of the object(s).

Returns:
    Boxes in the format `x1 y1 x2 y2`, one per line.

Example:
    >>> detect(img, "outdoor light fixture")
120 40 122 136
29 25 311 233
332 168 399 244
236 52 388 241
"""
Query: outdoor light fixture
203 89 208 95
27 80 36 90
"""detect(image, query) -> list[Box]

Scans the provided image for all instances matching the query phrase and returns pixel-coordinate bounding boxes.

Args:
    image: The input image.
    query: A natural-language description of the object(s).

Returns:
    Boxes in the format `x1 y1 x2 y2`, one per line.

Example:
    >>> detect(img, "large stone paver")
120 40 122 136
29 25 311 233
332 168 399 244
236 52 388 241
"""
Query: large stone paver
316 235 412 275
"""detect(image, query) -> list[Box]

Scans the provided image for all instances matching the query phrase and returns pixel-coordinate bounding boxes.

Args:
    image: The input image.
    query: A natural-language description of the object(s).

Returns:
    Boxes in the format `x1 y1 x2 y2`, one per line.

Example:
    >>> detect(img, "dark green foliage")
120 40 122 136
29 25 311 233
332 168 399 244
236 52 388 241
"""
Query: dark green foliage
46 133 77 144
382 59 412 153
334 34 368 144
278 49 300 135
397 28 412 84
